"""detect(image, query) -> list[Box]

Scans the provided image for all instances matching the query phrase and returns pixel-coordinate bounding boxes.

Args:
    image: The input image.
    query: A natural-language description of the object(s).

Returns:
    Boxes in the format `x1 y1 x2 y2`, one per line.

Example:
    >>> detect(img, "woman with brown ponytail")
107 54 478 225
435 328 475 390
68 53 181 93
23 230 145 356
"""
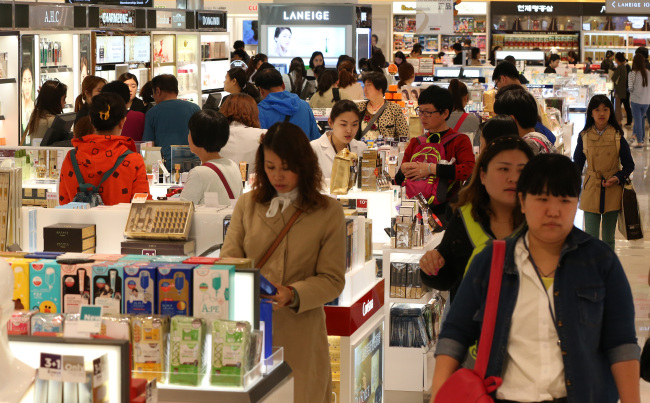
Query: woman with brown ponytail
337 60 364 100
446 78 481 141
74 75 106 123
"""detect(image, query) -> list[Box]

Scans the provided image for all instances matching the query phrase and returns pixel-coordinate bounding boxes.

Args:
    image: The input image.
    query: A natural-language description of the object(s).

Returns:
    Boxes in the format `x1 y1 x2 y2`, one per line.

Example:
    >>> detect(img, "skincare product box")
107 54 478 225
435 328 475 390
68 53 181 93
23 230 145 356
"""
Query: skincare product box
211 320 251 386
91 254 125 262
124 200 194 241
31 313 64 336
260 301 273 359
124 263 160 315
30 259 62 313
212 257 254 269
43 223 96 253
158 264 195 317
7 257 34 310
92 263 125 315
193 265 234 324
61 263 92 313
169 316 206 386
7 310 36 335
121 239 196 256
132 315 169 383
120 255 154 262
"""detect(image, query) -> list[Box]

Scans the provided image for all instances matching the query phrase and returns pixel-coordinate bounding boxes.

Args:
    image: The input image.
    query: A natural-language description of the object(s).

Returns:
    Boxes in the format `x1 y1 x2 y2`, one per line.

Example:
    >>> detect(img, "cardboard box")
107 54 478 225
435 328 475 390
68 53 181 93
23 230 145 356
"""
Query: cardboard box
123 263 160 315
121 239 196 256
92 262 126 315
61 262 93 313
43 223 96 253
193 265 235 324
7 258 34 310
158 264 195 316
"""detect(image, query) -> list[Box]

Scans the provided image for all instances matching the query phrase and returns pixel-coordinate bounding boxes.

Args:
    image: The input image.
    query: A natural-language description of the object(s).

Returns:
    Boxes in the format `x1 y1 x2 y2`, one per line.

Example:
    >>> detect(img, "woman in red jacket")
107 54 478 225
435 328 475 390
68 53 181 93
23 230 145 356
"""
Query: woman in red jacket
58 92 150 206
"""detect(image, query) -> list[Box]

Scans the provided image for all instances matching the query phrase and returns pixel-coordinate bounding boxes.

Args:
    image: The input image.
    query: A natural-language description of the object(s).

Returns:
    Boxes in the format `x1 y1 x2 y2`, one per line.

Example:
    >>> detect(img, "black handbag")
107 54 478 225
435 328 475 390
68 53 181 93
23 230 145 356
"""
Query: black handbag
640 338 650 382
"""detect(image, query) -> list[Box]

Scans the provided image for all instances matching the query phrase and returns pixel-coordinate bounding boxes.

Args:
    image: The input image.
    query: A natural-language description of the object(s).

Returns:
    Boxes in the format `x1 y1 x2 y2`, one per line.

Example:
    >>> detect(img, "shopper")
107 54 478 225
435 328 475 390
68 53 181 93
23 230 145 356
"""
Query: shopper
479 114 519 149
223 67 261 104
573 95 634 250
75 76 107 123
219 93 266 174
282 57 315 100
72 116 93 139
232 49 248 62
221 122 346 403
395 85 476 219
139 81 154 112
397 62 415 88
451 43 463 65
488 45 502 67
179 110 242 206
256 68 320 140
567 50 579 64
371 34 379 54
101 80 145 142
470 47 482 66
612 52 633 127
410 43 423 58
308 51 325 77
431 153 640 403
544 54 561 74
246 53 268 82
21 79 68 146
447 79 480 142
394 51 406 68
58 92 149 206
142 74 201 170
118 72 147 113
356 71 409 141
311 100 367 179
628 53 650 147
601 50 616 75
503 56 529 84
419 135 533 303
338 60 364 100
309 69 351 109
232 40 250 64
494 84 557 154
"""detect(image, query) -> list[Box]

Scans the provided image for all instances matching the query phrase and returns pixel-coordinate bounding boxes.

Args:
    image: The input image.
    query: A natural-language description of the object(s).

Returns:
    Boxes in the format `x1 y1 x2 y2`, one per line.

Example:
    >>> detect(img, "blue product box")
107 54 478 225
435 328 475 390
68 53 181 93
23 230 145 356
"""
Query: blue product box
123 263 161 315
92 262 126 315
119 255 154 262
260 300 273 359
157 264 196 317
153 256 188 264
29 260 62 313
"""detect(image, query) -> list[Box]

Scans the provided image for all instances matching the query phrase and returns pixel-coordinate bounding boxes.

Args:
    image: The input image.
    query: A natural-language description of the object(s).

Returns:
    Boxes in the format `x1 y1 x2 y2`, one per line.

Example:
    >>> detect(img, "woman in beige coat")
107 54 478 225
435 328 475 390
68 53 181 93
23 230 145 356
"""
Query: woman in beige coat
221 122 346 403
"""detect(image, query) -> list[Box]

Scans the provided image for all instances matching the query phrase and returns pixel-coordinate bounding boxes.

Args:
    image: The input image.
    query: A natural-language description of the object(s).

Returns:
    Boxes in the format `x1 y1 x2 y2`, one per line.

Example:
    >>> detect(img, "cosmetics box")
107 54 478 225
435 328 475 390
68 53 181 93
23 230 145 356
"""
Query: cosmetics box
92 262 125 315
211 320 251 387
7 258 34 310
120 239 196 256
31 313 64 336
169 316 206 386
30 259 62 313
43 223 96 253
124 200 194 241
193 265 235 324
183 257 219 265
61 262 93 313
213 257 254 269
120 255 154 262
158 264 195 317
132 315 169 383
124 263 161 315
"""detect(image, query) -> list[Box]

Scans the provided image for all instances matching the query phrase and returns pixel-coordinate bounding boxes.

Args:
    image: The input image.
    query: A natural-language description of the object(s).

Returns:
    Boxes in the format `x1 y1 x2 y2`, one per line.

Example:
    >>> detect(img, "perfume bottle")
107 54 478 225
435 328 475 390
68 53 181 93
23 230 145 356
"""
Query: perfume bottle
174 164 181 184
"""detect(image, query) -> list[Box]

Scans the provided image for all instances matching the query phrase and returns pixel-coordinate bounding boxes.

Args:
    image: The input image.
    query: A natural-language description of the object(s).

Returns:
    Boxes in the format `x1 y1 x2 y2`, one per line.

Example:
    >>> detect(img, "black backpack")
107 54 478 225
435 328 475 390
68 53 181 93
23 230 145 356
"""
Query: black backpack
70 149 133 207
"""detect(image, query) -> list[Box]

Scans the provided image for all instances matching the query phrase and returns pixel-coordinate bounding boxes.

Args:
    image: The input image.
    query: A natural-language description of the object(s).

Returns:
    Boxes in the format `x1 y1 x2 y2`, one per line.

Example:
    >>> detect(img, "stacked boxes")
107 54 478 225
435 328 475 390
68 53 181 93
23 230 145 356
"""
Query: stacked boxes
361 150 379 191
43 223 96 253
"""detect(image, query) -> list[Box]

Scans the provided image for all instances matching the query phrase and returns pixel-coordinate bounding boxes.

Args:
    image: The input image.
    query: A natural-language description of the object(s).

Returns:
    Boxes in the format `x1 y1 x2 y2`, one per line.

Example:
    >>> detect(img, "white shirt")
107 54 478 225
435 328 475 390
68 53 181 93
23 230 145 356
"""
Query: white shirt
219 121 265 174
497 234 567 401
310 132 367 179
179 158 243 206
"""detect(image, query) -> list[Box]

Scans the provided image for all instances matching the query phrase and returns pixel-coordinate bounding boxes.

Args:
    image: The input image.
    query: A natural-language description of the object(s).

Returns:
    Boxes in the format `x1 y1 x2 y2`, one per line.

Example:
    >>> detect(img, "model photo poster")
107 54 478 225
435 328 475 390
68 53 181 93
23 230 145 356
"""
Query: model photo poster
354 325 383 402
416 0 454 35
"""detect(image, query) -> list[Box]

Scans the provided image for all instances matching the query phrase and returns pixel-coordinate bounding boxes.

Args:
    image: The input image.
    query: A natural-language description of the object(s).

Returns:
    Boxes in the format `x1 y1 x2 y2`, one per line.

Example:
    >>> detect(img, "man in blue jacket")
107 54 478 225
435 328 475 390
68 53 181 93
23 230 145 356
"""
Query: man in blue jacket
255 68 321 141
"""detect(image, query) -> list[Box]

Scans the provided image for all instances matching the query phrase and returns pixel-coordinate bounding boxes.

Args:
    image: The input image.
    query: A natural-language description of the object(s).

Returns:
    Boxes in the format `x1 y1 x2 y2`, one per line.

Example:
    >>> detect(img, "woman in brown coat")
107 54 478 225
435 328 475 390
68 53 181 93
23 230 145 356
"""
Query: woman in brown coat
221 122 346 402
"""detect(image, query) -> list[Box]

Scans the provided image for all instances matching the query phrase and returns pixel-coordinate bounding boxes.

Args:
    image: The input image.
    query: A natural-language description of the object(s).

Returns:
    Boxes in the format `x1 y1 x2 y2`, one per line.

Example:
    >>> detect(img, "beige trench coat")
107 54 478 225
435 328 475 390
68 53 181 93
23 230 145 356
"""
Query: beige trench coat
221 192 346 403
579 126 623 214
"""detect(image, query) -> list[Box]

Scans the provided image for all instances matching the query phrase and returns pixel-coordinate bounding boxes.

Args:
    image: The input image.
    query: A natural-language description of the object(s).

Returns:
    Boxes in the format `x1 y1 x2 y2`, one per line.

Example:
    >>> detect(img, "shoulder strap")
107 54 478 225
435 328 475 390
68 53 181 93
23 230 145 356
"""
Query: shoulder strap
332 88 341 103
257 209 303 269
98 150 133 187
203 162 235 199
452 112 469 132
530 137 550 153
284 114 291 122
361 102 388 137
69 149 90 189
474 239 506 379
441 131 461 146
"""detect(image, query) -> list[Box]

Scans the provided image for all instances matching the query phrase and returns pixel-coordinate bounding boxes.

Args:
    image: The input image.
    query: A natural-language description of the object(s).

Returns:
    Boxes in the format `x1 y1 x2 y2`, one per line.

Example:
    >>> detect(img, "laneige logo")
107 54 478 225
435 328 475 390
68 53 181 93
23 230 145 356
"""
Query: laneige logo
282 10 330 21
201 16 220 26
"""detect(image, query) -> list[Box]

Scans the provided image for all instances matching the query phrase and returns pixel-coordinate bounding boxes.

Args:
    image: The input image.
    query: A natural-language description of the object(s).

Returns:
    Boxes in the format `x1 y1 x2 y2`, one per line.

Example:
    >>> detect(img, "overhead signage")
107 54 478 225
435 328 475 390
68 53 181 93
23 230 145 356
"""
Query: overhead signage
29 5 75 29
282 10 329 21
197 11 226 30
99 8 136 28
490 2 580 16
259 4 355 26
456 1 487 15
416 0 454 35
393 2 416 14
607 0 650 14
156 10 186 29
67 0 152 7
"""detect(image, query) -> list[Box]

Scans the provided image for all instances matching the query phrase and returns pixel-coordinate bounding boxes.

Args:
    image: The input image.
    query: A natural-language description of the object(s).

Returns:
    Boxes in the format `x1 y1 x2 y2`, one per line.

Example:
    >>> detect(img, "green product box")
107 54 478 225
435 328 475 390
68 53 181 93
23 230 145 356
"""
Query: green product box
169 316 206 386
211 320 251 386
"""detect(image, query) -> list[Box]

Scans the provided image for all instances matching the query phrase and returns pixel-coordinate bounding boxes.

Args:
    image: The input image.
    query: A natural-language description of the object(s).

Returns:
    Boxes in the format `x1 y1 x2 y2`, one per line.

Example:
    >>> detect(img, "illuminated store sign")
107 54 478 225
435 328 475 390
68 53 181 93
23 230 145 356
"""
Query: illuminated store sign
99 9 136 28
156 10 186 29
259 4 355 26
282 10 330 21
197 11 226 29
29 6 74 28
606 1 650 13
516 4 553 12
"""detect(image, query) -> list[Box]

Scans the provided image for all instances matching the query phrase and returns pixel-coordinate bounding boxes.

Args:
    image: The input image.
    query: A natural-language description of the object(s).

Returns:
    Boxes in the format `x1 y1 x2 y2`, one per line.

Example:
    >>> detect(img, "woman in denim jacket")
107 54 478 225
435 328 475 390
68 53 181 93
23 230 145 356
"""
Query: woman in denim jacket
431 154 640 403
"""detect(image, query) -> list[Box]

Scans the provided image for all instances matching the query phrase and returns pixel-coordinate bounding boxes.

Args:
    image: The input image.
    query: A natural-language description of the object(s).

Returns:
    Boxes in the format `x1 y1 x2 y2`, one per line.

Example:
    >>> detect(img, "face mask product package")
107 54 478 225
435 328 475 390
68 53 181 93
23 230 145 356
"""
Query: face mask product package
91 254 125 262
248 329 264 370
132 315 169 383
7 310 36 335
153 256 188 264
99 315 131 341
193 265 234 324
92 263 124 315
210 319 251 386
213 257 254 269
31 313 64 336
169 316 206 386
7 258 34 310
124 264 159 315
158 264 194 317
120 255 154 262
61 263 93 313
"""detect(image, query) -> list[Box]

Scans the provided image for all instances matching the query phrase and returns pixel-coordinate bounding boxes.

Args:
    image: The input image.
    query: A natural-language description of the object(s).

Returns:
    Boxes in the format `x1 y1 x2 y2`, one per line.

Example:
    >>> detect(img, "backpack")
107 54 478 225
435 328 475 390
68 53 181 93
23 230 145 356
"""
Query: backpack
404 132 460 204
69 149 133 207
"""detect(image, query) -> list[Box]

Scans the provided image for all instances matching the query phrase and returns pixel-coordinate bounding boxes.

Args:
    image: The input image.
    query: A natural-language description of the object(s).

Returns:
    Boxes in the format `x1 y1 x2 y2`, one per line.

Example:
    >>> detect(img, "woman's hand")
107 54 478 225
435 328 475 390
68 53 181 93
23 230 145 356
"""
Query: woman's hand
402 162 434 180
420 249 445 276
602 176 620 188
261 280 294 311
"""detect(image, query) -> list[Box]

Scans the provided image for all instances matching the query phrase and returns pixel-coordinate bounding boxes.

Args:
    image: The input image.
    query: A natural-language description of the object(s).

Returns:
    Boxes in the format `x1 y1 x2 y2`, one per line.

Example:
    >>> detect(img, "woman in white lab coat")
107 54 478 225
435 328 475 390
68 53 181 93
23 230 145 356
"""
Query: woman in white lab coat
310 100 367 179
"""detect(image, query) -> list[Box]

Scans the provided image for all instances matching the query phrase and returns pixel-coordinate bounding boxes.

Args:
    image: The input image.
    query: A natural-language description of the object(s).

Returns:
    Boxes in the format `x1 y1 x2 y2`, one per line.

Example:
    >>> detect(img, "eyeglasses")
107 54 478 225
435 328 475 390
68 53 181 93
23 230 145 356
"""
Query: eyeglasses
415 107 442 118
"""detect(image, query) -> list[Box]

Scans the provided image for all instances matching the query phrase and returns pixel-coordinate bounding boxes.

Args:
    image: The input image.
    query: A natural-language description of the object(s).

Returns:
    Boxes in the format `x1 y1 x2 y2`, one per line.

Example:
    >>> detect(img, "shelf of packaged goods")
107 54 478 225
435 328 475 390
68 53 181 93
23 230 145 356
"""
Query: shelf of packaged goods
444 33 487 36
584 46 627 50
585 31 650 35
0 78 16 84
40 66 73 73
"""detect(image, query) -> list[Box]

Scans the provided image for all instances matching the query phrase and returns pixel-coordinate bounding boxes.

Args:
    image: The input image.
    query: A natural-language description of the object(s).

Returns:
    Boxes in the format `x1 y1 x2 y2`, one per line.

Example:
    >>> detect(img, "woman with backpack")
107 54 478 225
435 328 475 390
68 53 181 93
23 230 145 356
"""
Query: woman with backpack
573 95 634 250
628 53 650 147
282 57 315 100
612 52 633 128
447 79 481 143
309 69 352 109
58 92 149 206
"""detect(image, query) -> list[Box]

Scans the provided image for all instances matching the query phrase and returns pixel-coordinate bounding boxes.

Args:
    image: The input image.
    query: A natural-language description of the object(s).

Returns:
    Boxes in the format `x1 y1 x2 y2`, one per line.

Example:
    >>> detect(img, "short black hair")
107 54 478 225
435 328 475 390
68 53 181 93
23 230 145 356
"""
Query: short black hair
362 71 388 94
548 54 561 63
615 52 626 63
451 43 462 52
151 74 178 95
330 99 361 122
90 92 127 132
471 47 480 59
256 62 275 74
188 109 230 153
255 67 284 90
481 114 519 144
463 38 472 46
234 40 245 49
418 85 453 121
101 80 130 104
636 46 649 59
118 72 138 86
517 153 581 198
493 85 539 129
233 49 247 59
492 61 520 82
504 55 516 65
411 43 423 53
372 34 378 41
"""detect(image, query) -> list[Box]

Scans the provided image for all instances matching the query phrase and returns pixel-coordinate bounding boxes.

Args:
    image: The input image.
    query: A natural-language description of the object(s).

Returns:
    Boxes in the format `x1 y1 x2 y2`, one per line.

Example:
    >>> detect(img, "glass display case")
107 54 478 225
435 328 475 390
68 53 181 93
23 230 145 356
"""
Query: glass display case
200 33 230 93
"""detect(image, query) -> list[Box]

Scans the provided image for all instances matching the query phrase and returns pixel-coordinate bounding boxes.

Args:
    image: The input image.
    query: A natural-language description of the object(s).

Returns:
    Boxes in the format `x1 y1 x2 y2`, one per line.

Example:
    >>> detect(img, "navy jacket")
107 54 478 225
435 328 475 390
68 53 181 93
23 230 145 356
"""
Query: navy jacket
436 227 639 402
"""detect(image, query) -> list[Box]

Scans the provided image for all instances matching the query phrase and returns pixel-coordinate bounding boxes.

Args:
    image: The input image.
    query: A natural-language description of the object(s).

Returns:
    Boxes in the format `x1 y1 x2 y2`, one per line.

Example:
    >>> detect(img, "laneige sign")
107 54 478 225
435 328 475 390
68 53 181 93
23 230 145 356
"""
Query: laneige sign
259 4 355 26
282 10 329 21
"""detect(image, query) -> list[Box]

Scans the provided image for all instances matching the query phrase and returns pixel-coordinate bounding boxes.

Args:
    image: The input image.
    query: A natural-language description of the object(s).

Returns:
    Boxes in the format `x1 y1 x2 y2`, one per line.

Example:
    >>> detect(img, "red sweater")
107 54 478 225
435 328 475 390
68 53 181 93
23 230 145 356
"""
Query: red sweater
402 129 476 196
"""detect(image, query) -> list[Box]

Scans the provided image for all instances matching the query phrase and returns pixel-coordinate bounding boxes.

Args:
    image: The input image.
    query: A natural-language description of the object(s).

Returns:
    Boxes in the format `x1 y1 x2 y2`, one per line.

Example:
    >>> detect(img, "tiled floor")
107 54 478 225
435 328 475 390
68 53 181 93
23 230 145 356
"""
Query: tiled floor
385 125 650 403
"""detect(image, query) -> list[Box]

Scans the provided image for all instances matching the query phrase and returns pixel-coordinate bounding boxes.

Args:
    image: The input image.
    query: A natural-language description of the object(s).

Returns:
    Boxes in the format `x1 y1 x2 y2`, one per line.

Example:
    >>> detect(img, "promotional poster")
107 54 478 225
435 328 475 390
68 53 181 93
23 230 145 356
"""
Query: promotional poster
354 325 383 403
267 26 347 58
20 35 36 136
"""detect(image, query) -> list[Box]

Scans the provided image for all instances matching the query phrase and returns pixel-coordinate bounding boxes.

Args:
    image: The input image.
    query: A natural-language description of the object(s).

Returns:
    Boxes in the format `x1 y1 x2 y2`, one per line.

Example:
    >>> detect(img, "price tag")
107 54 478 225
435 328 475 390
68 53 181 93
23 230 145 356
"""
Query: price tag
38 353 62 381
62 355 86 383
78 306 103 333
132 193 149 203
93 355 109 386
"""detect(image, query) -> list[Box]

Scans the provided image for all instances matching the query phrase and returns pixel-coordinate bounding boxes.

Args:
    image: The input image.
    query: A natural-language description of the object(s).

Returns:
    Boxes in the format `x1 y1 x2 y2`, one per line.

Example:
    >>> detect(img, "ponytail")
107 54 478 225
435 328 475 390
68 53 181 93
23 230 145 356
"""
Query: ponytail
448 78 468 112
74 94 85 112
337 60 357 88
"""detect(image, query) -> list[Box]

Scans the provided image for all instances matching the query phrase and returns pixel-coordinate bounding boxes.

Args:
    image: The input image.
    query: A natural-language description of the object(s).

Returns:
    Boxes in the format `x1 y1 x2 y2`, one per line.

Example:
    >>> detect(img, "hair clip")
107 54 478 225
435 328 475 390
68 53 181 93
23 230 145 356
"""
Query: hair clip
99 105 110 121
